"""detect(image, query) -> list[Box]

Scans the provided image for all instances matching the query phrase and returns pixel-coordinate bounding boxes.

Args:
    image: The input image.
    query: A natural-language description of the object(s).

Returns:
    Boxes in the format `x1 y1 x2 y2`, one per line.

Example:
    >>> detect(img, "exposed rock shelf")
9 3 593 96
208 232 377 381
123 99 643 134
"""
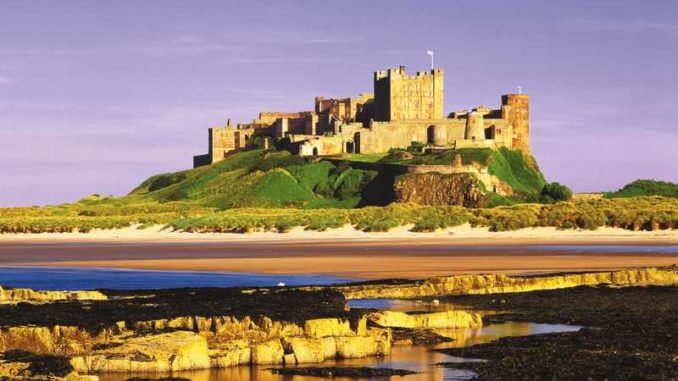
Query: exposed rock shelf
334 267 678 299
0 285 107 304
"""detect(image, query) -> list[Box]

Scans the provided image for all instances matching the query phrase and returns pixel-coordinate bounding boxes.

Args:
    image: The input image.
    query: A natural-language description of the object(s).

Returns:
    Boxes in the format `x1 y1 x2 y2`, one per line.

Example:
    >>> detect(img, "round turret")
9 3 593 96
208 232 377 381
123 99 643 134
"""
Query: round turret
431 125 447 146
465 112 485 141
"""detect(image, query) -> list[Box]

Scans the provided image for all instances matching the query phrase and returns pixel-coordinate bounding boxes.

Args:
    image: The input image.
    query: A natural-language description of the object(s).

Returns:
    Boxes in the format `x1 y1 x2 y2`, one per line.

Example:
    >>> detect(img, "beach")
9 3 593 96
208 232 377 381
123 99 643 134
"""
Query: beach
0 224 676 279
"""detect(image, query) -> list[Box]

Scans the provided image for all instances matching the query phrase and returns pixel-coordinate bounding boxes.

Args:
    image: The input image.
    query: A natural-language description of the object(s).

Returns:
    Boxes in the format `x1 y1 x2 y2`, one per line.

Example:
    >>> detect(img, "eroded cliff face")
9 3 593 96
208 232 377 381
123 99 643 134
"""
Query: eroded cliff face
0 306 488 377
0 286 106 304
393 173 488 207
367 310 482 330
337 267 678 299
0 315 394 375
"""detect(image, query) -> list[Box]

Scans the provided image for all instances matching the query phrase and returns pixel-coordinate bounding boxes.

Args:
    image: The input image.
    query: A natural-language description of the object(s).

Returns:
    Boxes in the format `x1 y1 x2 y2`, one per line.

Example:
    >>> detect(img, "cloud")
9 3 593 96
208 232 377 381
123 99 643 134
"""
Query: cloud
563 18 678 34
0 75 12 85
0 37 241 57
0 29 362 59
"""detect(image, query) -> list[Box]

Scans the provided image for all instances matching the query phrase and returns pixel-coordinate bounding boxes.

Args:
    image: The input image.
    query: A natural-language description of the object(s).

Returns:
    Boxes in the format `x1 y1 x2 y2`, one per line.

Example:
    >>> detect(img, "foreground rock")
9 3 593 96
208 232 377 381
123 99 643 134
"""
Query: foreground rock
367 310 482 329
0 285 106 304
1 316 393 374
71 331 210 373
0 287 397 376
335 267 678 299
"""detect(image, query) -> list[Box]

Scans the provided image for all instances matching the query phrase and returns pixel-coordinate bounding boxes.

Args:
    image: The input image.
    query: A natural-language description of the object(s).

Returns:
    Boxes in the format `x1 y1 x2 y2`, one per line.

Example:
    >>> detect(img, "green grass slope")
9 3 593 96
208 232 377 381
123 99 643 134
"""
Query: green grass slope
129 149 378 209
604 179 678 199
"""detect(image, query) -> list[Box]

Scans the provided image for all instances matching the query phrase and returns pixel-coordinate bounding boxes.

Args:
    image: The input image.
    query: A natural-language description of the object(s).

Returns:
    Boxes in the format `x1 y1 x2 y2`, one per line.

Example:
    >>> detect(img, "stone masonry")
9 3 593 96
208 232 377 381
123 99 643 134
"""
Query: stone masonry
193 66 530 167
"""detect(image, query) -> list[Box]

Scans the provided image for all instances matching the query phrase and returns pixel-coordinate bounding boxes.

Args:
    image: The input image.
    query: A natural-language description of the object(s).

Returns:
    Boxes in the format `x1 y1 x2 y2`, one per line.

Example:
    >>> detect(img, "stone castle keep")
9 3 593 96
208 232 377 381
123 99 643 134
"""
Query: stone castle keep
194 66 531 167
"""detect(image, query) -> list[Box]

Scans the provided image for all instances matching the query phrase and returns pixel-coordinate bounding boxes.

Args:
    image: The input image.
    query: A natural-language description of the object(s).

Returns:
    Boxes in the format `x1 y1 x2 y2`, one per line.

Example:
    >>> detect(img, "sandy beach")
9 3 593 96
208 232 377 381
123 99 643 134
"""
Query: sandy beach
1 223 677 244
0 224 676 279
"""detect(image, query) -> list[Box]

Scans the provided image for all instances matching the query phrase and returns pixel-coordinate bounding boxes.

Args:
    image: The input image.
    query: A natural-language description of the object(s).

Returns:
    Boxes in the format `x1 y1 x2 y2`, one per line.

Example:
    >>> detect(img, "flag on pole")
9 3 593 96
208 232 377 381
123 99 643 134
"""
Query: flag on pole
426 50 434 55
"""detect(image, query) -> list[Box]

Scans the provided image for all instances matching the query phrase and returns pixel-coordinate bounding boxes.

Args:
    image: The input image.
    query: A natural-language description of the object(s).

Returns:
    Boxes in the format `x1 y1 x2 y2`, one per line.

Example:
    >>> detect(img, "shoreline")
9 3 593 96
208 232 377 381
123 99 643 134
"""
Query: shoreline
0 224 675 279
0 223 677 245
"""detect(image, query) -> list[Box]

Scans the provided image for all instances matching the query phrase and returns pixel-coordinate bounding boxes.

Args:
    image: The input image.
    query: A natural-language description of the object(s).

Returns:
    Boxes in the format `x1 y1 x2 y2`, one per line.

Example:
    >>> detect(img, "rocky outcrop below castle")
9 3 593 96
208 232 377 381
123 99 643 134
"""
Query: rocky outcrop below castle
0 285 107 304
336 267 678 299
394 172 489 207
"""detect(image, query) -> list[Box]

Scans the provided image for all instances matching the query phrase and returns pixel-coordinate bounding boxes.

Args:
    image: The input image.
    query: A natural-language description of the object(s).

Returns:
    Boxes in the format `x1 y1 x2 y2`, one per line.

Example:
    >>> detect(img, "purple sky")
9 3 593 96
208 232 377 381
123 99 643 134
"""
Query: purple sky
1 1 677 206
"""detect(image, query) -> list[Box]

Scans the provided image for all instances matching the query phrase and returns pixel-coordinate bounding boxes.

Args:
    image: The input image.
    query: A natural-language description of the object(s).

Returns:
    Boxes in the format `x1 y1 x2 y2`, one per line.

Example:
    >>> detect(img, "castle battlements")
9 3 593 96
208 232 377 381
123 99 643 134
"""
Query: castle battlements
193 65 530 168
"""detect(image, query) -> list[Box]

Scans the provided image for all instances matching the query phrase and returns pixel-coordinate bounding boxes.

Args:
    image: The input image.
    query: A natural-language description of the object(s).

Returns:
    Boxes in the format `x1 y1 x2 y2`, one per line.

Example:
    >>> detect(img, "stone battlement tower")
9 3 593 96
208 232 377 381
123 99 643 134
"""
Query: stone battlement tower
373 66 444 121
501 94 530 154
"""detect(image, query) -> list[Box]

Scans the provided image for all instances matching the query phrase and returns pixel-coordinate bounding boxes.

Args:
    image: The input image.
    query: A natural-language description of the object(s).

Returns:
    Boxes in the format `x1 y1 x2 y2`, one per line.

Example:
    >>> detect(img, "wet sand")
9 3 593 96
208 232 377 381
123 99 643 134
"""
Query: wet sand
0 225 676 279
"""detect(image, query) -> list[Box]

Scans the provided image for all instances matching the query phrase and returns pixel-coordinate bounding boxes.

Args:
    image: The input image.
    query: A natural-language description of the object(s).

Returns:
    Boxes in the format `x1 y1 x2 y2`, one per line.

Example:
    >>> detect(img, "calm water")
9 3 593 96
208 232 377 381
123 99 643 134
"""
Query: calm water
0 266 351 290
526 245 678 253
383 244 678 254
348 298 468 312
96 321 582 381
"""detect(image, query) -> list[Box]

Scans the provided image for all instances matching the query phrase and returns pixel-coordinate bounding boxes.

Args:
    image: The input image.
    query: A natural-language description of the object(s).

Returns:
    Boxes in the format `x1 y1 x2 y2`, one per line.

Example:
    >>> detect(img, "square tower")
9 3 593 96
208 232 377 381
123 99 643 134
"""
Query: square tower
501 94 530 154
373 66 444 121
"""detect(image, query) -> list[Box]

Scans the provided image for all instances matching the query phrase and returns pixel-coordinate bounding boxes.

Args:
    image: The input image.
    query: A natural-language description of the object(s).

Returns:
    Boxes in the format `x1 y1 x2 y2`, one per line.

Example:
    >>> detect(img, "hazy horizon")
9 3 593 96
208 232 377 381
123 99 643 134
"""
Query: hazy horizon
1 0 677 206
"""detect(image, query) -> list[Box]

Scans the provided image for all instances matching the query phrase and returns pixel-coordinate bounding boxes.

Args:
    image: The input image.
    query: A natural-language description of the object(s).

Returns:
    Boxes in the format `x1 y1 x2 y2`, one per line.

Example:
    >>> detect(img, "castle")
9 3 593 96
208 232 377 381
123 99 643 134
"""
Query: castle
194 66 530 167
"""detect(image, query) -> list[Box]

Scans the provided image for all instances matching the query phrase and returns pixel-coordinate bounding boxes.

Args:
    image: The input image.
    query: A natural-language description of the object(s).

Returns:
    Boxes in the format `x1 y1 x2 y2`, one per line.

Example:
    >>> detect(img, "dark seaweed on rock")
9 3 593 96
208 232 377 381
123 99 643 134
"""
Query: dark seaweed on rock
1 350 73 377
0 287 351 332
391 327 453 346
438 285 678 380
270 366 417 377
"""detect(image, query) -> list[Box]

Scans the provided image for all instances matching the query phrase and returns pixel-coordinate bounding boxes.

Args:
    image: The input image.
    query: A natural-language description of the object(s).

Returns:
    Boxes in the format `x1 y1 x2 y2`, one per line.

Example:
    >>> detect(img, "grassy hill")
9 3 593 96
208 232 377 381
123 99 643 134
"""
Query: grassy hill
3 148 676 234
129 147 547 210
604 179 678 199
130 149 379 209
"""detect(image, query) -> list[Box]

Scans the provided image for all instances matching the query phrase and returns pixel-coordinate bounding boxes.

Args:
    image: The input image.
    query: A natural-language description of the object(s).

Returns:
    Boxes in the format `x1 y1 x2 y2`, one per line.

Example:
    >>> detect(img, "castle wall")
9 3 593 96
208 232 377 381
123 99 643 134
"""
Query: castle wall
357 119 465 154
315 93 374 122
257 112 311 125
305 114 319 135
299 136 346 156
208 127 237 163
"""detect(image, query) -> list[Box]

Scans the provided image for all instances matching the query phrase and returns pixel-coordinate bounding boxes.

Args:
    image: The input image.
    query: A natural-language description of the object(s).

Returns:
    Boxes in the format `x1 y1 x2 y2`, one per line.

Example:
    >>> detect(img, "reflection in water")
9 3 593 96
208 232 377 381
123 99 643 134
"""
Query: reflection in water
434 321 583 348
347 298 470 312
97 322 582 381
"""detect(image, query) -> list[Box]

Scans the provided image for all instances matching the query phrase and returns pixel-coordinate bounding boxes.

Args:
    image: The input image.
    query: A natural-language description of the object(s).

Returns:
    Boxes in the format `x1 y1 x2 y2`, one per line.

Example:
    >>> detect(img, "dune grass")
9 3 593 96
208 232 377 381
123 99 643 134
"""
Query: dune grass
605 179 678 199
1 196 675 234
